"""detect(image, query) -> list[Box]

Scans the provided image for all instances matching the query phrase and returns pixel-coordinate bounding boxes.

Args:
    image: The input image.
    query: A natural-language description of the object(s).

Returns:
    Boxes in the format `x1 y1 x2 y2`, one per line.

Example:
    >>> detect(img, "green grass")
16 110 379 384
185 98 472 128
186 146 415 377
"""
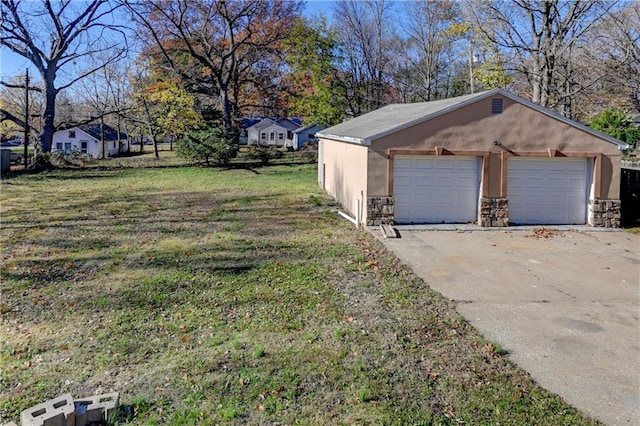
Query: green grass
0 160 600 425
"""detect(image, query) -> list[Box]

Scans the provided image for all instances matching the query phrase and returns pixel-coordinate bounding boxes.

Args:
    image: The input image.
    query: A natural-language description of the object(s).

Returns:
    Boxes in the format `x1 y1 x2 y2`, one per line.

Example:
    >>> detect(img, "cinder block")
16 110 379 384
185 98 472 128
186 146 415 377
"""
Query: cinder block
73 393 119 426
20 393 75 426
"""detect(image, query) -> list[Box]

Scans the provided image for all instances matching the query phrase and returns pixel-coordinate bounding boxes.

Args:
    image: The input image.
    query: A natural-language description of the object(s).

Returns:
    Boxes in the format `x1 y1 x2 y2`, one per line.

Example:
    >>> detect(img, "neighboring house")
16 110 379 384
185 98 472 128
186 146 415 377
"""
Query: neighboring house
246 118 301 147
292 123 325 150
317 88 627 228
239 118 262 145
52 124 129 158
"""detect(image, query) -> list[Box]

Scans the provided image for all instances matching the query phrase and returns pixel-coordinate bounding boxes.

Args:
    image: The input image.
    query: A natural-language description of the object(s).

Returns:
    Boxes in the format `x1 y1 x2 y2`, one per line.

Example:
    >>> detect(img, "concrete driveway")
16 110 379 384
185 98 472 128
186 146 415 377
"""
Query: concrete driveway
376 227 639 426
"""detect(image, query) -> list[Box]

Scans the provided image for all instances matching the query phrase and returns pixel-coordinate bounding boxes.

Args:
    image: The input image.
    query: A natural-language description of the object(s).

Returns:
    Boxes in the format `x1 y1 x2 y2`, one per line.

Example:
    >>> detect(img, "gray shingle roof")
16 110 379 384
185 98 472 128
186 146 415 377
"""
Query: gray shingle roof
249 118 301 132
316 91 488 144
78 124 127 141
294 123 324 134
316 89 628 149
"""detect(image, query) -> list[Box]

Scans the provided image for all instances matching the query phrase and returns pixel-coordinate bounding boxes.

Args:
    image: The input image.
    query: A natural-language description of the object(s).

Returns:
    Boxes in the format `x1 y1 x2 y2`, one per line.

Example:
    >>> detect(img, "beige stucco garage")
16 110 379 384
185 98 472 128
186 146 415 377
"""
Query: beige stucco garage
317 89 627 227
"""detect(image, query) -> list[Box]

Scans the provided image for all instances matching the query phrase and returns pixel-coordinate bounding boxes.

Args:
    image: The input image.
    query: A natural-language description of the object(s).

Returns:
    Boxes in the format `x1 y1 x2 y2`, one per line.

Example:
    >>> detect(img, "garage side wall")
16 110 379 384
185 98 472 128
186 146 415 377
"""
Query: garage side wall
367 95 622 227
319 138 369 225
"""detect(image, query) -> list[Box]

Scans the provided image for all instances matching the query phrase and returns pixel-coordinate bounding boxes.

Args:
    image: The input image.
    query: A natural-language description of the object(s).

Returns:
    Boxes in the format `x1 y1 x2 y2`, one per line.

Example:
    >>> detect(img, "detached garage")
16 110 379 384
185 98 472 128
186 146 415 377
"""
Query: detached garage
317 89 626 228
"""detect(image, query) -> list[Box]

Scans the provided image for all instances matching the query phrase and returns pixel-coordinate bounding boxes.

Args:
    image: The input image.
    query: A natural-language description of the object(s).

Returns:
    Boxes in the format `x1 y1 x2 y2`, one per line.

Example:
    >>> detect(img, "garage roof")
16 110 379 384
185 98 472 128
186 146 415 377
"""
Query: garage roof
316 88 628 149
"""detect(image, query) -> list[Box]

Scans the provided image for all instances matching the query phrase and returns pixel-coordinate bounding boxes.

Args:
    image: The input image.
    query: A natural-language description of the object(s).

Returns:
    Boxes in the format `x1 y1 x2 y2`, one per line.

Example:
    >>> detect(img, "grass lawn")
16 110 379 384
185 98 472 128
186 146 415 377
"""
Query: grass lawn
0 160 599 425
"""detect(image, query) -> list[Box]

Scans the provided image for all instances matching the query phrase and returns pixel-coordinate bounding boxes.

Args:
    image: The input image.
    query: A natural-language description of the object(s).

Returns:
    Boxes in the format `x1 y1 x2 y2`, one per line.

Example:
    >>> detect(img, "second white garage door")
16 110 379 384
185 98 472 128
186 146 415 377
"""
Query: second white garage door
508 158 590 225
393 156 480 224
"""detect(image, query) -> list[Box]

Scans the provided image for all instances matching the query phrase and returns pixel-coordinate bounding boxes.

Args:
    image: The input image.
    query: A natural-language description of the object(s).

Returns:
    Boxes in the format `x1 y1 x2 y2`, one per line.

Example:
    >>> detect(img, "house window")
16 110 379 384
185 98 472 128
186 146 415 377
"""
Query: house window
491 99 503 114
56 142 63 151
287 130 293 139
68 130 76 138
261 132 267 140
309 133 315 138
64 143 72 152
113 142 116 149
279 133 284 140
270 132 275 141
80 141 88 154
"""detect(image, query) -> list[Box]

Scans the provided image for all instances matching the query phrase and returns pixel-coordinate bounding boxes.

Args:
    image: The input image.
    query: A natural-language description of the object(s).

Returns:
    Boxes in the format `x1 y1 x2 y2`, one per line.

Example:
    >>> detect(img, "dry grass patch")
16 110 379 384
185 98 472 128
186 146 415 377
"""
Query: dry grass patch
1 164 600 425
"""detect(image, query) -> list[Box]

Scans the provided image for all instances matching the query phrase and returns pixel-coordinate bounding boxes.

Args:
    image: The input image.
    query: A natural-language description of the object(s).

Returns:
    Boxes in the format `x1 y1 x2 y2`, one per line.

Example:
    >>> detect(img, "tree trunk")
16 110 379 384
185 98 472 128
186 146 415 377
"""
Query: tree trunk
220 84 235 143
153 136 159 159
40 78 58 153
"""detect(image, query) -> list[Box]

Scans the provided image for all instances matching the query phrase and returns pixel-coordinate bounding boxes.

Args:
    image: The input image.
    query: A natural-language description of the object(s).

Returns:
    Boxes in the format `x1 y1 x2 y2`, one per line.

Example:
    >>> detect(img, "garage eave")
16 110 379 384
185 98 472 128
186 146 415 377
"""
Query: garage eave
316 133 368 145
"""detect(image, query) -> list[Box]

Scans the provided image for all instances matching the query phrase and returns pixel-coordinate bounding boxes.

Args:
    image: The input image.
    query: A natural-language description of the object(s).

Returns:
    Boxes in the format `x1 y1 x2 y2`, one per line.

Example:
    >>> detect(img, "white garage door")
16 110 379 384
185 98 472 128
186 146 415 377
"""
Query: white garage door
508 158 590 225
393 156 480 224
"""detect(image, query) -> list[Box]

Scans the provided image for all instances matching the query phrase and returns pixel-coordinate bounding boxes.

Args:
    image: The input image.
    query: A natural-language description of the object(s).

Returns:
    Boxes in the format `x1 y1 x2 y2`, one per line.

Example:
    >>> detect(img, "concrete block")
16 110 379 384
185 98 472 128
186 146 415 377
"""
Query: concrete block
380 224 398 238
20 393 75 426
73 393 119 425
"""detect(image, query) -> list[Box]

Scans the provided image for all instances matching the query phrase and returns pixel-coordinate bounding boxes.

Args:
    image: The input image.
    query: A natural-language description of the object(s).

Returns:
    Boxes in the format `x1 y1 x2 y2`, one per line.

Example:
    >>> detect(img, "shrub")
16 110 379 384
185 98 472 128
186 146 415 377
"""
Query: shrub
35 150 97 169
177 128 238 165
245 145 283 165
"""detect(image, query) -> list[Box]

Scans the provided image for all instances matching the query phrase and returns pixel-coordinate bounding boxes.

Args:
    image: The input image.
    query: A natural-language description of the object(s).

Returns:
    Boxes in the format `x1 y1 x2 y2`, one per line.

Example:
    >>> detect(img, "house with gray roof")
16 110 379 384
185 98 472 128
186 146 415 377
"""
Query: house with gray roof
52 124 129 158
246 118 301 148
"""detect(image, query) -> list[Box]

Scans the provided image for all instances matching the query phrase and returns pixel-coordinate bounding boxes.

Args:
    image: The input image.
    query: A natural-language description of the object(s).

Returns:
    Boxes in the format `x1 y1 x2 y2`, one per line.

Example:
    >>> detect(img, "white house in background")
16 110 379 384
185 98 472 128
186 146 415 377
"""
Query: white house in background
52 124 129 158
246 118 301 147
292 123 325 150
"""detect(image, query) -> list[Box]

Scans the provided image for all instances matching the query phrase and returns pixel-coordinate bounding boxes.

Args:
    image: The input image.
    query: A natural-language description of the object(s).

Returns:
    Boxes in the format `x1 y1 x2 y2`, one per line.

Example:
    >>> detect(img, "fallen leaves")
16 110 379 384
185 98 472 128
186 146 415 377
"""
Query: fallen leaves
526 227 562 239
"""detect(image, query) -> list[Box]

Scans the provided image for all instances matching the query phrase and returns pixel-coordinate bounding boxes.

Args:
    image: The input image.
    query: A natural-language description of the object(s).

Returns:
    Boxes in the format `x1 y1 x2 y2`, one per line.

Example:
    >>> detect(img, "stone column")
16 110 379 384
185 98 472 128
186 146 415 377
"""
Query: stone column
367 196 394 226
589 199 621 228
479 197 509 227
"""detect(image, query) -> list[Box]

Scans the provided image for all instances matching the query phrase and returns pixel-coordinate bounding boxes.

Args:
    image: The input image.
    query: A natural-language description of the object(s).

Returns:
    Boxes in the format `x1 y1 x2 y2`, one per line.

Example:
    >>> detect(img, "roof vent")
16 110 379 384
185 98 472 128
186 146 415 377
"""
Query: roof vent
491 98 503 114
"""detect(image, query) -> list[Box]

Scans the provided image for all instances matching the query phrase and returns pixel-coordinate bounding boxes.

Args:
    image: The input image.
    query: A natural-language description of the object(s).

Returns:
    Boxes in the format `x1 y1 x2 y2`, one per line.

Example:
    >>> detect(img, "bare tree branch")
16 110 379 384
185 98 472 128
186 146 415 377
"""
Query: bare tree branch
0 0 130 153
0 80 43 92
0 107 26 128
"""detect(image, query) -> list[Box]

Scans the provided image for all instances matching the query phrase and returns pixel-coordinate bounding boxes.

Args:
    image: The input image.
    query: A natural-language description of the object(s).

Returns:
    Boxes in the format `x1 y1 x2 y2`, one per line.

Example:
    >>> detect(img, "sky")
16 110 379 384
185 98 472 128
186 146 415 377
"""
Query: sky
0 0 338 83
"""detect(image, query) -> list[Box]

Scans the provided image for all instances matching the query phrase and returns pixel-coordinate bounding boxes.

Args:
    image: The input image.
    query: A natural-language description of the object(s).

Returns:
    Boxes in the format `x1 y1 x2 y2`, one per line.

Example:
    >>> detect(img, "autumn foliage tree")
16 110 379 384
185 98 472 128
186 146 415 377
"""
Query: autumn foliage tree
130 69 202 158
125 0 302 142
284 18 344 126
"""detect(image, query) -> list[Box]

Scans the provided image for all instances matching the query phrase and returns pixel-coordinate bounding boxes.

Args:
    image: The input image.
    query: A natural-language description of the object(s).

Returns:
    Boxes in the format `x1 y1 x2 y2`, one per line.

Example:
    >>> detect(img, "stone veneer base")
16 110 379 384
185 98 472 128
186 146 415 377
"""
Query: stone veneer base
367 196 394 226
590 199 621 228
366 196 619 228
479 197 509 227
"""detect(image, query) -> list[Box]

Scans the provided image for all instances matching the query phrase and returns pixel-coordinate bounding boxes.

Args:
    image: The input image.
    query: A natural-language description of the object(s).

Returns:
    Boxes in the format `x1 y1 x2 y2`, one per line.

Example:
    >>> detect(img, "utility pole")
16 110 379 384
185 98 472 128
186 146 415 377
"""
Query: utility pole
468 40 475 94
23 68 29 167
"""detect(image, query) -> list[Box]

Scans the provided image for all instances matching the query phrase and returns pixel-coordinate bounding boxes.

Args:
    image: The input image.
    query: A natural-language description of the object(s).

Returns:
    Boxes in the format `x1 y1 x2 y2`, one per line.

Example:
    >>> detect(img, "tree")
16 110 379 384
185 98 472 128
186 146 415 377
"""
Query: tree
400 0 464 101
284 17 344 125
590 109 639 149
129 63 202 158
177 127 237 166
334 0 396 116
126 0 302 141
574 2 640 119
145 80 203 154
471 0 617 117
0 75 43 137
1 0 129 153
